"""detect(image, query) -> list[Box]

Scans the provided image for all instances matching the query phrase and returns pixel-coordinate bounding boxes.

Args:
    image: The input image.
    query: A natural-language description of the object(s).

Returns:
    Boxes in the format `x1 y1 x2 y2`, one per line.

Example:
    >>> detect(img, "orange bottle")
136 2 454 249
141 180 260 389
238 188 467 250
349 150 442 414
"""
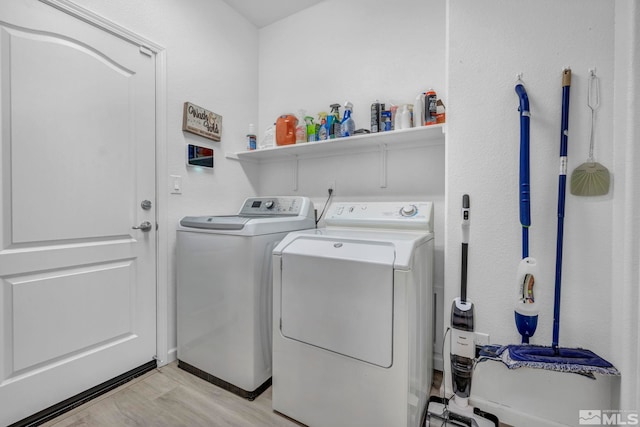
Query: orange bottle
275 114 297 146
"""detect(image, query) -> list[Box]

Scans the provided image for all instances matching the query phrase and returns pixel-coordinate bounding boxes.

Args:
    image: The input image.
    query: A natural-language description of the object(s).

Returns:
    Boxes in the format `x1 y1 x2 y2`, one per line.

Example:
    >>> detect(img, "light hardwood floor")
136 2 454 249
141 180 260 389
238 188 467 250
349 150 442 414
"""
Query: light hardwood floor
41 363 508 427
41 362 303 427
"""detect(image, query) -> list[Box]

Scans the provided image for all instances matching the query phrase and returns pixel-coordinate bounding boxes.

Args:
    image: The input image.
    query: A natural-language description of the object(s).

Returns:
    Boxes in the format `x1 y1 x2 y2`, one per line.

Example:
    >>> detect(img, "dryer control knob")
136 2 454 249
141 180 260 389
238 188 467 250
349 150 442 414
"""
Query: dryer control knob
400 205 417 217
265 200 275 209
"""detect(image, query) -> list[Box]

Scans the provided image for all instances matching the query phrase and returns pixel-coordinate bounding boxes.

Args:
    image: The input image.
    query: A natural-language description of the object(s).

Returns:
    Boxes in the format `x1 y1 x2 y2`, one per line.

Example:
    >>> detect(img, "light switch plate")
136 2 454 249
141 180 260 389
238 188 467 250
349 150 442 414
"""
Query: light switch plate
170 175 182 194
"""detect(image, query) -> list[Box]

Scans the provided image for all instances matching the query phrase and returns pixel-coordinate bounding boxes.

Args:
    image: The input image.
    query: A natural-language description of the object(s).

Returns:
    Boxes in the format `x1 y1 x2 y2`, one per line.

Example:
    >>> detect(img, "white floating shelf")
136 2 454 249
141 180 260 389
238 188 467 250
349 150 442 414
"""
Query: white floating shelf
225 124 445 163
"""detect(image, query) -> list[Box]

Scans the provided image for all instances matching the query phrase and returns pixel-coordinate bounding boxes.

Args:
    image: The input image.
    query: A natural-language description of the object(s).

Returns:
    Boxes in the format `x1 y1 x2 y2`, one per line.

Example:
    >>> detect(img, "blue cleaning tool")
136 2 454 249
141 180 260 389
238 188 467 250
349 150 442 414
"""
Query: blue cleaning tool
479 69 619 377
514 78 538 344
515 81 531 259
478 68 620 379
479 344 619 378
552 68 571 353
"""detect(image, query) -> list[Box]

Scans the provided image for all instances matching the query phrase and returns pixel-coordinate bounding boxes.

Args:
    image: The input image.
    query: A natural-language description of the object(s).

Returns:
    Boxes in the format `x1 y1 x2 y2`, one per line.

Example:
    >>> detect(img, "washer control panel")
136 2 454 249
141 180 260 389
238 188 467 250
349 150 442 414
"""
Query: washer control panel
238 197 306 216
325 201 433 231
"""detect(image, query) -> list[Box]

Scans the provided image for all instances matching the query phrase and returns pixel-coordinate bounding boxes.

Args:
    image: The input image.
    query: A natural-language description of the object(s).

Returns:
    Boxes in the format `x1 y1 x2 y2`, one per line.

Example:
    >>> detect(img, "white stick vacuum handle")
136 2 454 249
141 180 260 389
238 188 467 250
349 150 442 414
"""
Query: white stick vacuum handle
461 194 470 244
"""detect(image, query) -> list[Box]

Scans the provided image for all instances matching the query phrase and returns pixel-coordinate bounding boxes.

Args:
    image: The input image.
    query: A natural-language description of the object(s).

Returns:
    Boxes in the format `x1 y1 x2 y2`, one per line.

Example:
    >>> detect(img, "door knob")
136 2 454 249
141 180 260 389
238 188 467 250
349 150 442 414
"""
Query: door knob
132 221 153 232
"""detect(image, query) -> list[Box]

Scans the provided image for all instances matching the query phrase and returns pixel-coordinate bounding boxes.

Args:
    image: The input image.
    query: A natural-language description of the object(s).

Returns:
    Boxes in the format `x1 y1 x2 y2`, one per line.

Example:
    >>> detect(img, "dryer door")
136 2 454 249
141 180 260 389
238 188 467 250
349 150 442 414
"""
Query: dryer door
280 237 395 368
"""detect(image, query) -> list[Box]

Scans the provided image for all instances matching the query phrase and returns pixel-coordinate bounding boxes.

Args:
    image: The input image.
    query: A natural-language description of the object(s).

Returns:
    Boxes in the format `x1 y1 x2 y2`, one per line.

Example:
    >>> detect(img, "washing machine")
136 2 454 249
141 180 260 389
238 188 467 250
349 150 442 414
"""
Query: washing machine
176 196 315 400
272 201 434 427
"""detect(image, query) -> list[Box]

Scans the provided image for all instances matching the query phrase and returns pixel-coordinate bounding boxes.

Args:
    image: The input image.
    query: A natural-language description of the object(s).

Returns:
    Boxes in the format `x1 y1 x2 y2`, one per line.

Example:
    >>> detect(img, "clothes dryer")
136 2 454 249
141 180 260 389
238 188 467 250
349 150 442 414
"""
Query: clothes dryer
272 201 434 426
177 196 314 400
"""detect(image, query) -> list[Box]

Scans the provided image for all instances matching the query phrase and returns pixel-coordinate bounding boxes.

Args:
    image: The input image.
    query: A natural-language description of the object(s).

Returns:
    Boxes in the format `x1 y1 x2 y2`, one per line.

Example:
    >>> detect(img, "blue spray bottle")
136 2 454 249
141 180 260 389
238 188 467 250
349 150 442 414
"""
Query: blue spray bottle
340 101 355 137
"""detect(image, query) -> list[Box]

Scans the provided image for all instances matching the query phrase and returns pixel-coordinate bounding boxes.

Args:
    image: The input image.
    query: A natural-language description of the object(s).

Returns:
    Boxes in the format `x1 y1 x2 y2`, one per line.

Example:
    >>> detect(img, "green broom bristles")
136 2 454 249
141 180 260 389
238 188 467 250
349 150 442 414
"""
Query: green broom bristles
570 162 610 196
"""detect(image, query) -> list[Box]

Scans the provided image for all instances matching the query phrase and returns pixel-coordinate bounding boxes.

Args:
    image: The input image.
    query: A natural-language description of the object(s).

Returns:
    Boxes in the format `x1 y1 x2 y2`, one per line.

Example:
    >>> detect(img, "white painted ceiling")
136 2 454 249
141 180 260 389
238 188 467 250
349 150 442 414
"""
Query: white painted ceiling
221 0 324 28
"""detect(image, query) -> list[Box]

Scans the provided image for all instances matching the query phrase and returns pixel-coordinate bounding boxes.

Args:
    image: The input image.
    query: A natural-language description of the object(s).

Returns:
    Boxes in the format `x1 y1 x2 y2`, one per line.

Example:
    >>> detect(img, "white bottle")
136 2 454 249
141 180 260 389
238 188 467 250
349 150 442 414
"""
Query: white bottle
394 105 403 130
400 104 412 129
413 92 425 127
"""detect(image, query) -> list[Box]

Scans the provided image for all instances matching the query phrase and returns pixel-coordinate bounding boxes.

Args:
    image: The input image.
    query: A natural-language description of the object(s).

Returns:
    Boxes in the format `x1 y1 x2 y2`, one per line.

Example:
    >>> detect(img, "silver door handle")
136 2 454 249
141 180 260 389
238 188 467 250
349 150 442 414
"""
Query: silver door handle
132 221 153 232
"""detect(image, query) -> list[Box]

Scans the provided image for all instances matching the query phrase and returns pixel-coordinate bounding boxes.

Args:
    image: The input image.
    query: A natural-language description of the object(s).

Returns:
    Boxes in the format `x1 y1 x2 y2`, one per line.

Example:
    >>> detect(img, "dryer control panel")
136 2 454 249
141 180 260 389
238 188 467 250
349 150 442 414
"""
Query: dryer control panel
324 201 433 231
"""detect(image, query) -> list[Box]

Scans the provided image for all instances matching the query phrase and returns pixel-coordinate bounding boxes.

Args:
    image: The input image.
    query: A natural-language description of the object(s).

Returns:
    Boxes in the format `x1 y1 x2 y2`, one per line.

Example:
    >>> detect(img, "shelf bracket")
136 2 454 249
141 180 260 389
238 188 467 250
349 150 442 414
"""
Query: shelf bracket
291 156 299 192
379 143 388 188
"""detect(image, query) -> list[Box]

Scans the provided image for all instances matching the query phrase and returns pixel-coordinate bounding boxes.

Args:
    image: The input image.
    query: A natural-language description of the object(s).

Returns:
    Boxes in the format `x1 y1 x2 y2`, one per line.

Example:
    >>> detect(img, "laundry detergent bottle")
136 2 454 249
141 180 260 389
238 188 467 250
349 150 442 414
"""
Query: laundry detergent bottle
276 114 297 146
340 101 355 137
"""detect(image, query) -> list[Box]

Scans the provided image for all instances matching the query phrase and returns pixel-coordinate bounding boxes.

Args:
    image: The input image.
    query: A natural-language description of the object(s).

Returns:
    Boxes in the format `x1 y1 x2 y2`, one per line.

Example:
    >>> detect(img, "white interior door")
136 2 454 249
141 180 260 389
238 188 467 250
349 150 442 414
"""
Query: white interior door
0 1 157 424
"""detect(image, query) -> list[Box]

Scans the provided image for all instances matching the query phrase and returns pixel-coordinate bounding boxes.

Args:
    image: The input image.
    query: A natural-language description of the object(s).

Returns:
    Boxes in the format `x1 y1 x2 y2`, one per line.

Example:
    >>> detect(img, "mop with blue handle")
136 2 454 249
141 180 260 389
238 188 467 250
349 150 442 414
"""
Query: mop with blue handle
514 78 539 344
481 68 619 378
552 68 572 354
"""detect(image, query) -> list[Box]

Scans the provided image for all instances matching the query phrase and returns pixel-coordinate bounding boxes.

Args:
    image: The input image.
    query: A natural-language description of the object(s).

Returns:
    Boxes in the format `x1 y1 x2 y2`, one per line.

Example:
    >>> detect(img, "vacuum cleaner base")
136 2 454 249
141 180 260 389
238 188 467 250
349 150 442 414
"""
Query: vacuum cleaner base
424 396 499 427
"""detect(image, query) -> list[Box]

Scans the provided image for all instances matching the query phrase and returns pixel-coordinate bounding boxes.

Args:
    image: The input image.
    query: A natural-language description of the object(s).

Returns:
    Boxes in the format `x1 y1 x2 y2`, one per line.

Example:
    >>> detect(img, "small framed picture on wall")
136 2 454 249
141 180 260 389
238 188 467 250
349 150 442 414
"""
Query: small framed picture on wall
182 102 222 141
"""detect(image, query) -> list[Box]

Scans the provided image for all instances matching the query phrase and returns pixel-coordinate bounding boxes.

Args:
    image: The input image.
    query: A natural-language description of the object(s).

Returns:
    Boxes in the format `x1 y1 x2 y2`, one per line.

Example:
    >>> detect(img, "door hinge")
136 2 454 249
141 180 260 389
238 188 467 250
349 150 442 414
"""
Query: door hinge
139 45 153 57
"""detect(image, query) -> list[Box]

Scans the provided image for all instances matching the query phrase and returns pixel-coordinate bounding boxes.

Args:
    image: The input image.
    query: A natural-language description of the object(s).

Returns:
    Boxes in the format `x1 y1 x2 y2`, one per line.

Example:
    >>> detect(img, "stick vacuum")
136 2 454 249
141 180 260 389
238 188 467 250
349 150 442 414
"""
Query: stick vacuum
423 195 498 427
450 194 475 404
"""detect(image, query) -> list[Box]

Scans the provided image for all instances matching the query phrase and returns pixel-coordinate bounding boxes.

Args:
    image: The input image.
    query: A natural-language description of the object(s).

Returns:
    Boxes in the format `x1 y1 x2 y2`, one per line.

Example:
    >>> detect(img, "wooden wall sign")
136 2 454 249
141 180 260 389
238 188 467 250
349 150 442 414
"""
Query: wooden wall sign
182 102 222 141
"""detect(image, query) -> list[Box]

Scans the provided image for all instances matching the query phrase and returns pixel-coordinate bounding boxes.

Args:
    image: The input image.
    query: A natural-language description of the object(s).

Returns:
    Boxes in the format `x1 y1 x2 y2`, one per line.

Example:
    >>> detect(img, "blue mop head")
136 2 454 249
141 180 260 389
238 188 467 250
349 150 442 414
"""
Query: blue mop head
479 344 620 378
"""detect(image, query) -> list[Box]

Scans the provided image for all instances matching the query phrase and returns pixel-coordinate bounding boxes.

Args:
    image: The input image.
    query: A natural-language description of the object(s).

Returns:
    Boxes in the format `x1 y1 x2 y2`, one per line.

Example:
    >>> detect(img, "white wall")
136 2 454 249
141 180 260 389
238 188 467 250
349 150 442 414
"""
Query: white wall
611 0 640 412
258 0 446 138
71 0 260 360
447 0 624 425
447 0 615 355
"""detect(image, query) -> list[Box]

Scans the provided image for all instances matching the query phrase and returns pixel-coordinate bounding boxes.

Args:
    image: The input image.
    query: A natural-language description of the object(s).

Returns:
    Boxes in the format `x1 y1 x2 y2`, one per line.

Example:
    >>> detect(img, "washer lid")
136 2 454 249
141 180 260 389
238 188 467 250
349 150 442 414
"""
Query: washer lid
179 215 251 230
178 196 316 234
